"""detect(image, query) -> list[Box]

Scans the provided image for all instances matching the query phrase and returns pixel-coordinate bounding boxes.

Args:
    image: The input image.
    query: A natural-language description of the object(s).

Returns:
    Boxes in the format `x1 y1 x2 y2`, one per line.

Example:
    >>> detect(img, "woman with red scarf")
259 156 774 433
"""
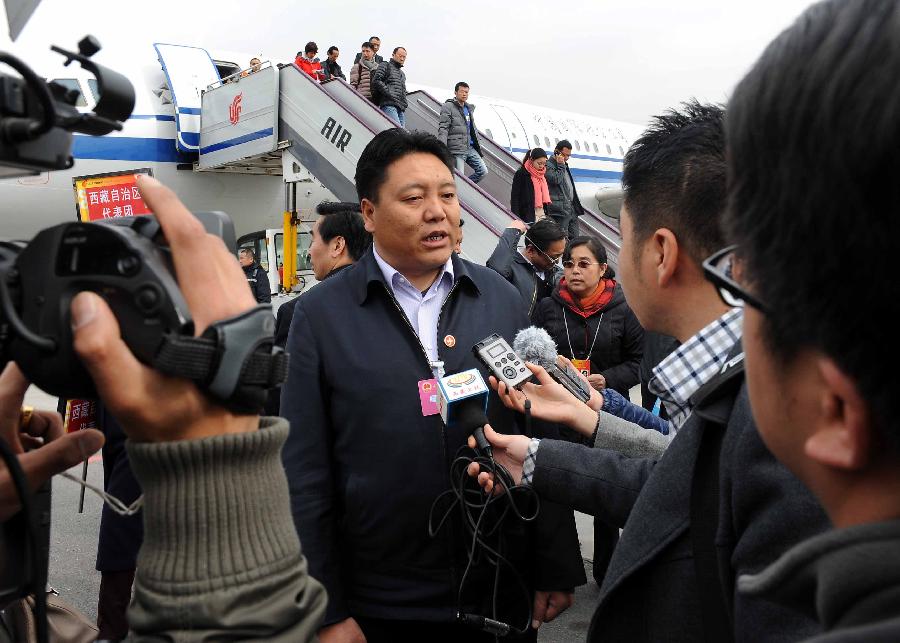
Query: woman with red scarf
532 236 644 397
532 235 644 587
510 148 552 223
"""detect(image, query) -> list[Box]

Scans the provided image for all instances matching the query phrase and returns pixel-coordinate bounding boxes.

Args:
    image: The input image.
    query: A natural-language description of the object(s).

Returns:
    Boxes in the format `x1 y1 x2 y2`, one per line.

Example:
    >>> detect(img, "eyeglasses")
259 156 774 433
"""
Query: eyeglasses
527 239 563 265
562 259 599 270
702 245 769 313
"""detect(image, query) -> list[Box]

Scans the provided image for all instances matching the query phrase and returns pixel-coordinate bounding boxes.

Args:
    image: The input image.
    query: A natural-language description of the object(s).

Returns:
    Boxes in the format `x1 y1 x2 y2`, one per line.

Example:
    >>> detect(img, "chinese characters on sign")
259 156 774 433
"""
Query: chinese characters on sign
74 171 153 222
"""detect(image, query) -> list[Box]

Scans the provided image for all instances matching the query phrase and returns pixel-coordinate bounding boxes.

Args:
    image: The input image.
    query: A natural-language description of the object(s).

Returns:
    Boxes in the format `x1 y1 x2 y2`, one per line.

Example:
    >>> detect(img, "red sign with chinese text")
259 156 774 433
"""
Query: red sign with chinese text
74 172 153 222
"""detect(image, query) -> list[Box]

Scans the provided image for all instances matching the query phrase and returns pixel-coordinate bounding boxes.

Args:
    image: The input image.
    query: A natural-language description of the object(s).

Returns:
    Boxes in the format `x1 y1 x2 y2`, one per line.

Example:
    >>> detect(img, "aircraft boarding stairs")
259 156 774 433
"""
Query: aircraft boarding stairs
192 63 519 265
151 43 619 267
404 90 623 267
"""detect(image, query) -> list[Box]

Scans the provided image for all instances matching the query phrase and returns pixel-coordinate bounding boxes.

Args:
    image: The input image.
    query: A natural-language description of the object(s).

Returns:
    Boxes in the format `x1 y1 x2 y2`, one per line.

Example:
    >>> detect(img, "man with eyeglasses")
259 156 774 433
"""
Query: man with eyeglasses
713 1 900 637
545 140 584 239
467 101 827 642
487 218 566 317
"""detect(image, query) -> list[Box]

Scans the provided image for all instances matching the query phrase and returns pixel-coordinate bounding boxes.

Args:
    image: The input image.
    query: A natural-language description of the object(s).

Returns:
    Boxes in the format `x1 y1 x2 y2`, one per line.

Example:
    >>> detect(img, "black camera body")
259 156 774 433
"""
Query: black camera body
5 217 192 396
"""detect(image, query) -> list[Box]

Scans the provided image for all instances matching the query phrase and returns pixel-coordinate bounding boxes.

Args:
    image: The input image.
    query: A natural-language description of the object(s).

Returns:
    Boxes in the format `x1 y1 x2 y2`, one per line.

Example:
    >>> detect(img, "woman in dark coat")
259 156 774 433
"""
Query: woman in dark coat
531 237 644 397
510 148 551 222
531 236 645 587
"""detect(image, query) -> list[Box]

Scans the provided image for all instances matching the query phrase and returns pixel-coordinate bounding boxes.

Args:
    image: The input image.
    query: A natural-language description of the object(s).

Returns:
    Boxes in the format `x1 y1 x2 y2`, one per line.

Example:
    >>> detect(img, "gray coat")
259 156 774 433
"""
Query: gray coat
372 59 407 110
438 99 483 156
545 156 584 218
349 62 374 99
533 351 830 642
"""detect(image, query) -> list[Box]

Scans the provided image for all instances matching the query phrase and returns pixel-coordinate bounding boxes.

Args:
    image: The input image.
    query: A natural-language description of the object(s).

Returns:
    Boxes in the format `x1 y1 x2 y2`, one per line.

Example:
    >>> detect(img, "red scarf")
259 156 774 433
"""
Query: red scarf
524 160 551 208
557 278 616 317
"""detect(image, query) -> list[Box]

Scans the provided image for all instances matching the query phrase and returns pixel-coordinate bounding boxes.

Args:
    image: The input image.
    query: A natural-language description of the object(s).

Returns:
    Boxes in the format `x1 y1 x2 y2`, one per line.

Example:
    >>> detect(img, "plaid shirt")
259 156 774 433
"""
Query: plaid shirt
648 307 743 434
521 308 743 486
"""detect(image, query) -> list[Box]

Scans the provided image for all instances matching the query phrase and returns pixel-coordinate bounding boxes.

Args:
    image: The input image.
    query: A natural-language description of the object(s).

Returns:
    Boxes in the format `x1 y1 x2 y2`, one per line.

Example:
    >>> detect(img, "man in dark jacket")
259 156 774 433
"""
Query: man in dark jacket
349 41 377 100
266 203 371 416
282 129 584 643
471 101 829 641
438 82 488 184
372 47 408 126
320 46 345 81
545 140 584 239
486 218 566 317
721 1 900 639
239 248 271 303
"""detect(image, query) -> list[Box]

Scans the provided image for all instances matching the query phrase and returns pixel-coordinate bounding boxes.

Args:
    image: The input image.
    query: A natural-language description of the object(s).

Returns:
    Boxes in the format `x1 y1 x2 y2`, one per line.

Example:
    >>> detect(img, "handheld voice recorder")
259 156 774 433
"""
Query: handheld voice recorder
473 334 533 390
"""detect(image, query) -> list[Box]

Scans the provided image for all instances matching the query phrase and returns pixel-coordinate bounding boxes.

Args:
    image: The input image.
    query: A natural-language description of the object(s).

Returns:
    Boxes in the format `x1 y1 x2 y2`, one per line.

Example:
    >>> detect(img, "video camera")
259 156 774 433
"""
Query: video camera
0 35 134 177
0 38 286 627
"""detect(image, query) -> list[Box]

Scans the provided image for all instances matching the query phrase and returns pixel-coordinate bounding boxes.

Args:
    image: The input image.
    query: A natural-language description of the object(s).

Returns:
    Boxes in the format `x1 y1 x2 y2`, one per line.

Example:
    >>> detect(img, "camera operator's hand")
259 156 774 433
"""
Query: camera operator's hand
489 362 599 437
71 175 258 443
0 363 103 521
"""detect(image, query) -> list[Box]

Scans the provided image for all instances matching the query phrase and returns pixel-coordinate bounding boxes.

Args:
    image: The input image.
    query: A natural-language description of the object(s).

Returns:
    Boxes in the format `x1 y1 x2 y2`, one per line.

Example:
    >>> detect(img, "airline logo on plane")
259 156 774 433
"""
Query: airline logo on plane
229 93 243 125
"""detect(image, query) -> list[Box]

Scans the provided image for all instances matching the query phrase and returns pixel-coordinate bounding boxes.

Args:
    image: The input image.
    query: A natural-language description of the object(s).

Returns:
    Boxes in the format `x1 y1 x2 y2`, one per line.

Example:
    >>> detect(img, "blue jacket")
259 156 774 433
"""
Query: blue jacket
281 249 586 625
602 388 670 435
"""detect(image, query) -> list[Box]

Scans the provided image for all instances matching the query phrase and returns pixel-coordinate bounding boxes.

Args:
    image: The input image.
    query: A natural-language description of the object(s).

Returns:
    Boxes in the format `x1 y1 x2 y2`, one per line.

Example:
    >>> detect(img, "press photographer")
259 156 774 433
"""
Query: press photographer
0 176 326 642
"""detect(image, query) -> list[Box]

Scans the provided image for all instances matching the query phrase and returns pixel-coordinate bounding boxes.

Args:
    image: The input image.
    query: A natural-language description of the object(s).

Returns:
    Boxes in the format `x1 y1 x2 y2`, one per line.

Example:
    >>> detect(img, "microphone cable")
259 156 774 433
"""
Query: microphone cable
428 434 540 639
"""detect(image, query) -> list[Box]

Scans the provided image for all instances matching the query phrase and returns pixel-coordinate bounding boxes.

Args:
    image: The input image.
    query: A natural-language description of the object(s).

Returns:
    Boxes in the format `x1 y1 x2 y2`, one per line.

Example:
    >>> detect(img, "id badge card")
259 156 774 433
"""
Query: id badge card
418 379 440 416
571 359 591 378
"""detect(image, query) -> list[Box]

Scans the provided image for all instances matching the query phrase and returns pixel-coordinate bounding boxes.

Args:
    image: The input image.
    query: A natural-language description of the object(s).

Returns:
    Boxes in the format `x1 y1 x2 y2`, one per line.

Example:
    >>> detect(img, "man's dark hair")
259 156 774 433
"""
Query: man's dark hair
369 36 380 42
327 46 338 55
564 237 616 279
305 41 318 55
393 46 405 55
355 128 454 203
524 218 566 252
239 248 256 262
361 42 373 50
454 81 469 93
315 202 372 261
555 140 572 153
621 100 726 265
724 0 900 447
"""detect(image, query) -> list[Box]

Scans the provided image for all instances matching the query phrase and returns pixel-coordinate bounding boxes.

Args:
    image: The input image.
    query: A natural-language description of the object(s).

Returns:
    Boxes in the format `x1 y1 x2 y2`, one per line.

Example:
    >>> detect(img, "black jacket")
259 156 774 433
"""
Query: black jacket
281 250 585 625
320 58 345 81
243 263 271 303
533 349 830 642
544 157 585 219
486 227 560 317
265 264 352 416
510 166 537 222
372 59 407 110
532 282 643 396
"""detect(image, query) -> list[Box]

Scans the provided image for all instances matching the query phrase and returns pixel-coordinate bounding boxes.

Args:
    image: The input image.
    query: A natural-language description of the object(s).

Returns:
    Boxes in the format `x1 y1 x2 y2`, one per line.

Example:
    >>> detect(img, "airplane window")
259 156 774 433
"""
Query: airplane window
619 145 625 155
574 140 581 151
584 141 589 152
511 132 517 139
593 143 599 153
486 128 493 139
50 78 87 107
606 144 612 154
533 135 540 146
544 136 550 147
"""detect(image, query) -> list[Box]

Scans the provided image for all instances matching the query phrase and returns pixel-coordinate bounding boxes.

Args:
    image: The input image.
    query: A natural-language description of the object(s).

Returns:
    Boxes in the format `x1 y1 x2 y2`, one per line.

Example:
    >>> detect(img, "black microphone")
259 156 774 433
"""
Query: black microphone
513 326 593 403
456 397 493 458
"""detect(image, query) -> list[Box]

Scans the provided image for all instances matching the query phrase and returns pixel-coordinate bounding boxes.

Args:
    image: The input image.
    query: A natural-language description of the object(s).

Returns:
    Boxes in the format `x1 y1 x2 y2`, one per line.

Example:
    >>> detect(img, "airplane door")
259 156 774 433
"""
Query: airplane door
153 43 221 153
490 104 530 153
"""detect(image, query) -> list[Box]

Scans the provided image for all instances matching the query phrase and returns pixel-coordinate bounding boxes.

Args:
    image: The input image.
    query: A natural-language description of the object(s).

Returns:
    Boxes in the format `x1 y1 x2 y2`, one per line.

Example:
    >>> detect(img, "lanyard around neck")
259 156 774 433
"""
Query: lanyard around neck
563 305 604 360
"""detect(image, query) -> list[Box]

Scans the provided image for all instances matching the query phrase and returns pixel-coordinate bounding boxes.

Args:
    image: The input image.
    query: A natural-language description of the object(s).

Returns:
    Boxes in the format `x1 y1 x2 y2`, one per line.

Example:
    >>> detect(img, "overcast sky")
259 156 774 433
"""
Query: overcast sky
4 0 818 126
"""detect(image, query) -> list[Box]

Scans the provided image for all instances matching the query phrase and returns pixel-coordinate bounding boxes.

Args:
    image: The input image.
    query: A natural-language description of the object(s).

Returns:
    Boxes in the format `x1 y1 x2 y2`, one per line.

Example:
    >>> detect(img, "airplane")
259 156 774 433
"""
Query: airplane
0 38 642 245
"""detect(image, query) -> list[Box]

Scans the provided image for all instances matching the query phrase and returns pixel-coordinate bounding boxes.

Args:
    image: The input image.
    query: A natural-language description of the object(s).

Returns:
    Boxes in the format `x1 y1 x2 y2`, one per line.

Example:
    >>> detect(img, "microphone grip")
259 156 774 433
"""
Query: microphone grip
473 426 493 457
